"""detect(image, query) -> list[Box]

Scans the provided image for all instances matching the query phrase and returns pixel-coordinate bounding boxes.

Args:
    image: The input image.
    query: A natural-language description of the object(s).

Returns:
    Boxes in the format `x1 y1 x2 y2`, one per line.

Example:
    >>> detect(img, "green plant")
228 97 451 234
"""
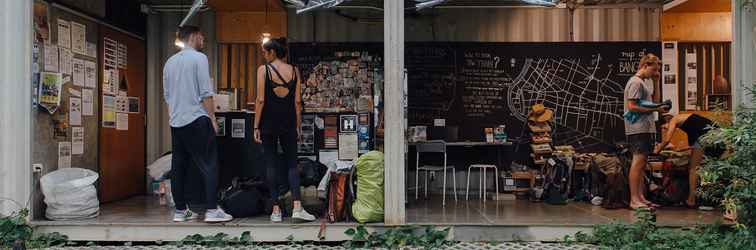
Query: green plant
566 209 756 250
1 206 71 249
344 225 454 249
698 84 756 228
0 208 33 248
175 231 254 247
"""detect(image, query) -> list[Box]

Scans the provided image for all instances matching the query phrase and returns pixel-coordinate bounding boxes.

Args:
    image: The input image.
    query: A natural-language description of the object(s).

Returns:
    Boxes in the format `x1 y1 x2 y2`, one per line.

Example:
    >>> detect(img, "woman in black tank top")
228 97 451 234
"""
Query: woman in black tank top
656 113 718 208
253 38 315 222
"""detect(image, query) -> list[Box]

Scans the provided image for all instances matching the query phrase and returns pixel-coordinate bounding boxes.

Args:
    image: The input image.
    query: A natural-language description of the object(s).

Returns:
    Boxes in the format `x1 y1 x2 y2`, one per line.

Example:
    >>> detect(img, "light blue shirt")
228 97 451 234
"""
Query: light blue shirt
163 47 214 128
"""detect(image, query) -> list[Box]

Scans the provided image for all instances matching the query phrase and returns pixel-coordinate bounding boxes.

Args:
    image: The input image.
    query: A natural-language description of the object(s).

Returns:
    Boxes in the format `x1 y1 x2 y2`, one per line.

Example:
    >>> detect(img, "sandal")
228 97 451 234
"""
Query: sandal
644 201 663 209
685 201 697 209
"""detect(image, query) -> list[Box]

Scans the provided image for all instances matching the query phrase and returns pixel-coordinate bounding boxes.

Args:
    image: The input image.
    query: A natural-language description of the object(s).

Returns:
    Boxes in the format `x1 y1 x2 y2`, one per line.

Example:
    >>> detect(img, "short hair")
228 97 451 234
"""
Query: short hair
639 53 660 67
262 37 288 58
177 25 201 42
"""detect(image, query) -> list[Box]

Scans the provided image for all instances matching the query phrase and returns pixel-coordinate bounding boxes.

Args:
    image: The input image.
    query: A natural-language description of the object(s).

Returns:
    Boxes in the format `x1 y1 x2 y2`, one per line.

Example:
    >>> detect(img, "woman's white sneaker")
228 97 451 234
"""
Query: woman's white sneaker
292 208 316 221
204 207 233 223
173 209 198 222
270 210 283 223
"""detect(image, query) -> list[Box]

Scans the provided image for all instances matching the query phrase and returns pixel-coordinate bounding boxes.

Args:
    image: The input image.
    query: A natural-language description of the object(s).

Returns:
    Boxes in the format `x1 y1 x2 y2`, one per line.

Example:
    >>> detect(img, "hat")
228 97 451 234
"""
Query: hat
528 103 553 123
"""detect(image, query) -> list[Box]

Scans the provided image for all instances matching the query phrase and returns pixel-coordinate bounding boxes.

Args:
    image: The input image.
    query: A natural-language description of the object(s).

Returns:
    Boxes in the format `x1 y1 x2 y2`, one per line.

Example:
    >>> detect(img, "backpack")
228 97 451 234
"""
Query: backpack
591 154 629 209
297 158 328 188
648 162 689 206
324 171 355 222
543 157 570 205
220 177 266 218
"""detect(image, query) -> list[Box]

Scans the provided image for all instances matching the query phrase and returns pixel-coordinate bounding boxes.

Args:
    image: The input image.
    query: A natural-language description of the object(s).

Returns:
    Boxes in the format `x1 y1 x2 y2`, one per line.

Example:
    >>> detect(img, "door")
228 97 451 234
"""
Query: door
98 25 146 203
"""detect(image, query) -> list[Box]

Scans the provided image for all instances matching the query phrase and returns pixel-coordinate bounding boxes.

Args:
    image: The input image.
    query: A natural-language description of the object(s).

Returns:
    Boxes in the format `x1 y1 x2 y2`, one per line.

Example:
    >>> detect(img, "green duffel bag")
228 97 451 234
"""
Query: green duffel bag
351 151 384 223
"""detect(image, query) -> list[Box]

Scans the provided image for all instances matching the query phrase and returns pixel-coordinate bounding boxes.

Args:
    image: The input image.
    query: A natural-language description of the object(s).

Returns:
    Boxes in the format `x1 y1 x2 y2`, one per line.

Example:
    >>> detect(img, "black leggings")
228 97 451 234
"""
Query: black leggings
262 127 300 203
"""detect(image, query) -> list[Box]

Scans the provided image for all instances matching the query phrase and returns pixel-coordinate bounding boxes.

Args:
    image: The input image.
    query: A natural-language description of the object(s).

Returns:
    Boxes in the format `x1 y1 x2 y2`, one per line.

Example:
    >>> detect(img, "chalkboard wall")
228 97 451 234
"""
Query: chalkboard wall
291 42 662 151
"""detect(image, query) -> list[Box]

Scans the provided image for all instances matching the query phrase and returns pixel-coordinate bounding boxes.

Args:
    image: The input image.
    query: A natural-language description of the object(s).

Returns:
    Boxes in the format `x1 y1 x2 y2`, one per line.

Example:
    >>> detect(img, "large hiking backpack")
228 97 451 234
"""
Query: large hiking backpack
543 157 570 205
352 151 385 223
324 170 355 223
591 153 630 209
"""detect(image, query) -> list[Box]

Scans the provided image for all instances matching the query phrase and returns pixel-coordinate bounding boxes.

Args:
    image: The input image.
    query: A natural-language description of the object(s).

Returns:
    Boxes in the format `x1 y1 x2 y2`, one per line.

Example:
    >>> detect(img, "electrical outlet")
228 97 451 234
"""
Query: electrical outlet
32 164 43 173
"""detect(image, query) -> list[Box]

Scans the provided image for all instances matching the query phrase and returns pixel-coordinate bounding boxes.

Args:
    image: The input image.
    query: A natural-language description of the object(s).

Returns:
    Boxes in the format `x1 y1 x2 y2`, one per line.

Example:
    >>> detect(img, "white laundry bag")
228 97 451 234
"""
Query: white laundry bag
40 168 100 220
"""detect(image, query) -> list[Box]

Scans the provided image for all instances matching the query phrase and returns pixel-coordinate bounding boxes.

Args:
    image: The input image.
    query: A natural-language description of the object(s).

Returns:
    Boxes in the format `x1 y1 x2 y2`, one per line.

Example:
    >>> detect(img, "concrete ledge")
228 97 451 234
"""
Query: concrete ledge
32 222 594 242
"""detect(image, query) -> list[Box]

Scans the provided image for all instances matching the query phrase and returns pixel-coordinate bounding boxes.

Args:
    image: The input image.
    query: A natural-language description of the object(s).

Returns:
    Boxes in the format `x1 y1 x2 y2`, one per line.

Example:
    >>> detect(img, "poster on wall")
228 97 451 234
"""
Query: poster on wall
339 114 357 133
84 60 96 88
39 72 63 114
323 115 338 149
298 114 316 154
72 58 85 87
58 142 72 169
57 19 71 49
72 127 84 155
128 97 140 113
290 45 383 113
82 89 93 116
338 133 358 160
86 42 97 59
117 42 128 69
685 52 698 110
69 97 82 126
231 119 245 138
71 21 86 55
662 41 679 115
116 113 128 130
44 44 59 72
102 95 116 128
59 47 73 76
103 37 118 69
216 117 226 137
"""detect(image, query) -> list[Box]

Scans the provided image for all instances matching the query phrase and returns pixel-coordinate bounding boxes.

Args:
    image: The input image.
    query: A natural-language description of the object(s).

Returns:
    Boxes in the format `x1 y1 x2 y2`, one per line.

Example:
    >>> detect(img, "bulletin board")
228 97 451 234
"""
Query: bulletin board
32 1 101 218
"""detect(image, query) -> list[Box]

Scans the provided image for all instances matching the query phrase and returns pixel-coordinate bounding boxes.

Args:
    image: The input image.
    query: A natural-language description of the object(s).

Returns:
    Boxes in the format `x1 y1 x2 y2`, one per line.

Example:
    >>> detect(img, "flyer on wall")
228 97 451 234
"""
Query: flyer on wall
231 119 245 138
39 72 63 114
72 127 84 155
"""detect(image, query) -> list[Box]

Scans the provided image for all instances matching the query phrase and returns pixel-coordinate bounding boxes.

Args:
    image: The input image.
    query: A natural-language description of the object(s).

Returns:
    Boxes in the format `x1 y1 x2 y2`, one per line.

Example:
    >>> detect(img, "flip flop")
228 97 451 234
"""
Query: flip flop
644 201 663 208
630 203 653 211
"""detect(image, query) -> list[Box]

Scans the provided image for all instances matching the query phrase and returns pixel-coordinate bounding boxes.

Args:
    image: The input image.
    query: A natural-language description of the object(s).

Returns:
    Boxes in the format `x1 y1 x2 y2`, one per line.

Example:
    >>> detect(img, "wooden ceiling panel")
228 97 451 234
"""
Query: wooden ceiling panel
207 0 284 12
666 0 731 13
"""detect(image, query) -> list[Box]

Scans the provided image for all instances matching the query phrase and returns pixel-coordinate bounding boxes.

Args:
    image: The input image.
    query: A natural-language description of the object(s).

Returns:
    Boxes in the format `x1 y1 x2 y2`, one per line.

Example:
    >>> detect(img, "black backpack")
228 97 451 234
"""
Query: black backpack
543 157 570 205
220 177 266 218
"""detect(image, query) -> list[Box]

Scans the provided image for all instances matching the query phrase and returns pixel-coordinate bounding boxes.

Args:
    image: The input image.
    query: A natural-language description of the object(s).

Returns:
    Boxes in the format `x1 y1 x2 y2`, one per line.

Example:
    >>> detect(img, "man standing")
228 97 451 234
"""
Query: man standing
624 53 665 210
163 25 232 223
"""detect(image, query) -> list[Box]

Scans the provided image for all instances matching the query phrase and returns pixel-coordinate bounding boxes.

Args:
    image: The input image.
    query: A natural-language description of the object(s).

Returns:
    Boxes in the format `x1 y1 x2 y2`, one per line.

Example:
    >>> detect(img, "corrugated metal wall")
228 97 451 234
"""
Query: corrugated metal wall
146 11 217 163
288 7 661 42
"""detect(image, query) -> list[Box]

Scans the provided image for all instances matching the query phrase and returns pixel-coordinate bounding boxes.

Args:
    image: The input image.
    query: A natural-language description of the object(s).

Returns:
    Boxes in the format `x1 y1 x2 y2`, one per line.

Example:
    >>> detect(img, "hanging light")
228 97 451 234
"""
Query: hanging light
261 0 271 44
262 32 272 44
174 31 185 48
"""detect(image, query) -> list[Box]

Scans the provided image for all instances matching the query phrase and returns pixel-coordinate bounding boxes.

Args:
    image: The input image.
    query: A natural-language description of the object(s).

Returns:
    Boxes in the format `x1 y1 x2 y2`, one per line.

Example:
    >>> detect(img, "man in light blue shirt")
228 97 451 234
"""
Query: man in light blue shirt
163 25 232 223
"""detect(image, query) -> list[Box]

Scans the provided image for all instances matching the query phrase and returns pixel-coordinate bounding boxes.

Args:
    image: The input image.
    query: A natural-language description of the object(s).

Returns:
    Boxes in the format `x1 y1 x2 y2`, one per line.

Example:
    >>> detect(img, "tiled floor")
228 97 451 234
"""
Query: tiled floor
406 195 727 227
37 195 725 228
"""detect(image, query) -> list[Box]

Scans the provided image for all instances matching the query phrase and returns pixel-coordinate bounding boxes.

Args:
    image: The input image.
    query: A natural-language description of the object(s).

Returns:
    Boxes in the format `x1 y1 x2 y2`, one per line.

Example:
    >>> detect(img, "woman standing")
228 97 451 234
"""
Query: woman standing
253 38 316 223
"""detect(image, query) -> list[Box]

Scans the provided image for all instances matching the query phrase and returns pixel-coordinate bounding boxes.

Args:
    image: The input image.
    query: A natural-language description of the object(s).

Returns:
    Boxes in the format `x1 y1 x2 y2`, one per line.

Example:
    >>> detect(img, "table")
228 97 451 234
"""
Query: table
407 140 513 169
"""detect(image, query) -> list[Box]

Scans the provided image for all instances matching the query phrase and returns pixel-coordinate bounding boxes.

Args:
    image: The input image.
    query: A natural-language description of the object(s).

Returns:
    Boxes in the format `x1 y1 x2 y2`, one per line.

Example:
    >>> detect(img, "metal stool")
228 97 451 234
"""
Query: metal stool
466 164 499 201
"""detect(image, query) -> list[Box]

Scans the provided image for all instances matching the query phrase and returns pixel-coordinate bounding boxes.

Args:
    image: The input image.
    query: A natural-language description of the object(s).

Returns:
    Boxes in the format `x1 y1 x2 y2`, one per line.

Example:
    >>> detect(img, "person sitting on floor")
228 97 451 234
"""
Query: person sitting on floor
654 112 719 208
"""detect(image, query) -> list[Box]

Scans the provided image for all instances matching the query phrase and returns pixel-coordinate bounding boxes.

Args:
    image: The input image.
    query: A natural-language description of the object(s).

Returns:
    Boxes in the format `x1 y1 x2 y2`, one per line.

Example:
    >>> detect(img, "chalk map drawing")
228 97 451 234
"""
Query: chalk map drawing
508 53 633 150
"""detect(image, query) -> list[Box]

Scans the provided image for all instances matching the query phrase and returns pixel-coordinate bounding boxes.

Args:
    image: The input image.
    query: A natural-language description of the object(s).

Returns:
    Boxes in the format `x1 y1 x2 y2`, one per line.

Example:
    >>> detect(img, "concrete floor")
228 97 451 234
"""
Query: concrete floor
35 195 724 227
32 195 726 242
406 195 726 227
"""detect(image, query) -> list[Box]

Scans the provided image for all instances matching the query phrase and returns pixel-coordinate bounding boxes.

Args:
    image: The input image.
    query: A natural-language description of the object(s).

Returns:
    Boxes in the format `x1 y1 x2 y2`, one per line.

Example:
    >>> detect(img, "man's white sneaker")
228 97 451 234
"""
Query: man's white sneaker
204 207 233 223
270 210 283 223
173 209 198 222
291 208 316 222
